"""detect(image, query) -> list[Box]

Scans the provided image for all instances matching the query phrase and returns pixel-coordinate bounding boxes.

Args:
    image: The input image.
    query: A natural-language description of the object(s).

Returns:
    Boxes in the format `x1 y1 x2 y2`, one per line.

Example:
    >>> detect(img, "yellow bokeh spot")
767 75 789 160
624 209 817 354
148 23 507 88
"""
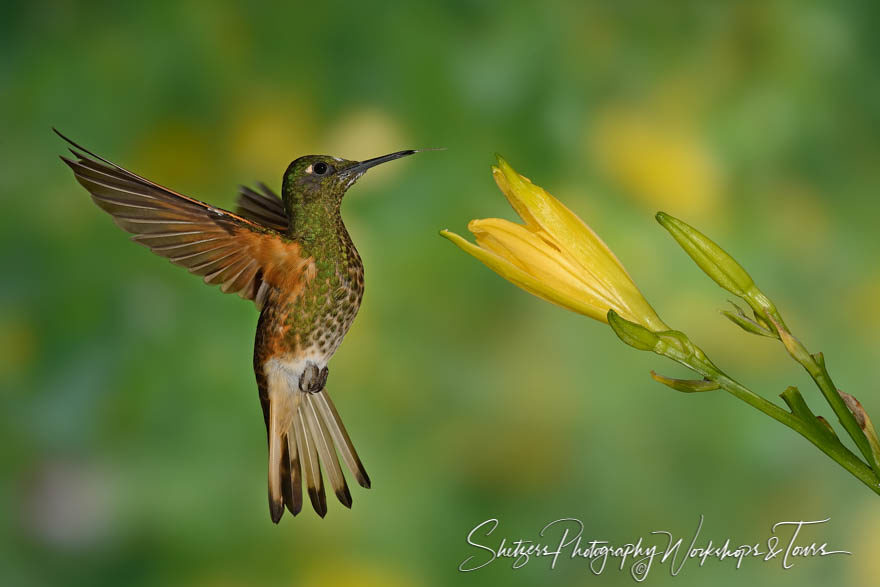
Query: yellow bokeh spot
229 92 316 182
0 313 36 381
323 109 410 188
760 180 831 258
852 507 880 584
844 274 880 337
590 107 722 219
301 560 420 587
133 122 216 190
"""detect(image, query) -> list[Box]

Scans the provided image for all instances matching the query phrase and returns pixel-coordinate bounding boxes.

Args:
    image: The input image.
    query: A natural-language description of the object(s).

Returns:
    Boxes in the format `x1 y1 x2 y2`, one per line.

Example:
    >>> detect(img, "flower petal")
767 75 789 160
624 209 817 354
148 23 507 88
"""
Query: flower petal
494 156 666 331
468 218 619 310
440 157 669 332
492 165 539 230
494 156 628 277
439 229 609 322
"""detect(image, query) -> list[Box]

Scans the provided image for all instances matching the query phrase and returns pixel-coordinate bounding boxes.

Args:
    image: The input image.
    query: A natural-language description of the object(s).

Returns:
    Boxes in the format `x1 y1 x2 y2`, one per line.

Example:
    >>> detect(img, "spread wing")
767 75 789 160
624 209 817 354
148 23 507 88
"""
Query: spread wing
56 129 307 310
236 182 289 233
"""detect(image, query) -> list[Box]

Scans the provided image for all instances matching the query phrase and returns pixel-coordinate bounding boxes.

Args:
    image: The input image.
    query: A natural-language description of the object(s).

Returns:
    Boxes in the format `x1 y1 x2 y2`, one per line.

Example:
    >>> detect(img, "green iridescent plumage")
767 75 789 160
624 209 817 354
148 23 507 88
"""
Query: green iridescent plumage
56 128 420 523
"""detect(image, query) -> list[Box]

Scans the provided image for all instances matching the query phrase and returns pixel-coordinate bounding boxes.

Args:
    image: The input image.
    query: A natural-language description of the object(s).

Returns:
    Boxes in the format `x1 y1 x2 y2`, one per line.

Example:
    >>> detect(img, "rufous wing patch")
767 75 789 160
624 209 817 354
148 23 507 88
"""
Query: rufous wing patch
57 130 311 310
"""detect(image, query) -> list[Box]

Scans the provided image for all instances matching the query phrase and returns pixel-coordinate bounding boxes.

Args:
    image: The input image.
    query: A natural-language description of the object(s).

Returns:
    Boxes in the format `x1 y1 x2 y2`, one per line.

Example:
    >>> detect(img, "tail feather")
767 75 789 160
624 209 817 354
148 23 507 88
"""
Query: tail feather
266 374 368 523
280 435 303 516
304 394 352 508
313 391 371 489
295 406 327 517
267 395 288 523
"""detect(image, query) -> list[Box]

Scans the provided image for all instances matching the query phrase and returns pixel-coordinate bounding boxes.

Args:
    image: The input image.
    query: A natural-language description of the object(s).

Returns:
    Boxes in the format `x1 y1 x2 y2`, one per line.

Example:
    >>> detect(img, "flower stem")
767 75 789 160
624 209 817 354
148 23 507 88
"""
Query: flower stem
607 310 880 494
722 376 879 493
777 329 880 477
686 356 880 494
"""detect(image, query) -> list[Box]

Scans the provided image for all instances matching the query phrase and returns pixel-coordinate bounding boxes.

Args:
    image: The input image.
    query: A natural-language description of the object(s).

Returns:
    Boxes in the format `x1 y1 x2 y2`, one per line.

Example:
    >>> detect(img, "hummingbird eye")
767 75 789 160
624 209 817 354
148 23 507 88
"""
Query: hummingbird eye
313 162 329 175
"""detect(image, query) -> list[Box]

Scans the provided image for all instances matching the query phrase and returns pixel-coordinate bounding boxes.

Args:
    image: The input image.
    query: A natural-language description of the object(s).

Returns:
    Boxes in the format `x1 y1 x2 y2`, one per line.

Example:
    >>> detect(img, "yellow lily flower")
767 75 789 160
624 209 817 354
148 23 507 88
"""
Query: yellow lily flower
441 156 667 331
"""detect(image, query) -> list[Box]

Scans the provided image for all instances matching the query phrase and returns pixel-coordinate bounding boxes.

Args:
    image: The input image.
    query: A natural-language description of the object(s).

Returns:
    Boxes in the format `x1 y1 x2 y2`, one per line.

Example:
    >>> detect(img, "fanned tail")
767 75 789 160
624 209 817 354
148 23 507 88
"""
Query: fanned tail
267 386 370 523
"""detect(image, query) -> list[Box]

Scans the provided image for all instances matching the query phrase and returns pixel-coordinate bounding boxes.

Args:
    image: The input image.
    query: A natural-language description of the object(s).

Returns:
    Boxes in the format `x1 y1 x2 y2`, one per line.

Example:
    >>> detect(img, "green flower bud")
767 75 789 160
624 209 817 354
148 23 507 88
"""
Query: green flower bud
607 310 660 351
609 310 711 365
721 301 776 338
656 212 756 297
650 371 720 393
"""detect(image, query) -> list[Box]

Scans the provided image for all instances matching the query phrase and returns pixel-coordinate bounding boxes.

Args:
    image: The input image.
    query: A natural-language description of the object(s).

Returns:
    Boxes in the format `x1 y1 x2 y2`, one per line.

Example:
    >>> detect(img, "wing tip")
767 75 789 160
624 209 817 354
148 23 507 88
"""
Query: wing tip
53 127 124 172
53 127 88 156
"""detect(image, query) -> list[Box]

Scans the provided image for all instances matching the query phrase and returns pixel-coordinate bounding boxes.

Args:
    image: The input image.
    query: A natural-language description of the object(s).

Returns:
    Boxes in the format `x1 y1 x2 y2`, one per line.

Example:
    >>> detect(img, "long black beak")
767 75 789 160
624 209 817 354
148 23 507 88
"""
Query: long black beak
345 150 419 175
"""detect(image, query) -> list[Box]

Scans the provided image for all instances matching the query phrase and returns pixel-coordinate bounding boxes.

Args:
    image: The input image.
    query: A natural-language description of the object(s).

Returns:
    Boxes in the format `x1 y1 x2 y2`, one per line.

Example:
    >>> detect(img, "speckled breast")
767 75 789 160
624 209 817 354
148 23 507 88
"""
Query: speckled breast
281 237 364 364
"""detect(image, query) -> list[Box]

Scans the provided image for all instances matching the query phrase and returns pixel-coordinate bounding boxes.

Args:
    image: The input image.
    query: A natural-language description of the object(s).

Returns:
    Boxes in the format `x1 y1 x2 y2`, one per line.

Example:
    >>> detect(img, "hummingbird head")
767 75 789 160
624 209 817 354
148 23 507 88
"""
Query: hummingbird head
282 150 417 209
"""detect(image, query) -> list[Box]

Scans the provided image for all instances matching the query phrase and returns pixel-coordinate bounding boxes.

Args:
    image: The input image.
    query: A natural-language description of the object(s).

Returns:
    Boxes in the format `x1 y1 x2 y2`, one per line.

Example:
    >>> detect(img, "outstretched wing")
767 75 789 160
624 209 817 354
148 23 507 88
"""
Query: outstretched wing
236 182 289 233
56 129 308 310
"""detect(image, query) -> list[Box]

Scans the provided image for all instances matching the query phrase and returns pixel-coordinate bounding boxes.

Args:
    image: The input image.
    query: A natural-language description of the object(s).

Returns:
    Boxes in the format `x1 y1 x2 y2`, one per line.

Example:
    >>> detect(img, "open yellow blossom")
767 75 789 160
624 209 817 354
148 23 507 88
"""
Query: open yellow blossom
441 156 667 331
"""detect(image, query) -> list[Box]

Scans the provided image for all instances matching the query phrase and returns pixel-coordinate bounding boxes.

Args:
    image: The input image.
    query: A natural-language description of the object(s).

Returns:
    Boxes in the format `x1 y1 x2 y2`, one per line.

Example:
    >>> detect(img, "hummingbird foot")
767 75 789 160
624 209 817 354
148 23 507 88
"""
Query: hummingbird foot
299 363 329 393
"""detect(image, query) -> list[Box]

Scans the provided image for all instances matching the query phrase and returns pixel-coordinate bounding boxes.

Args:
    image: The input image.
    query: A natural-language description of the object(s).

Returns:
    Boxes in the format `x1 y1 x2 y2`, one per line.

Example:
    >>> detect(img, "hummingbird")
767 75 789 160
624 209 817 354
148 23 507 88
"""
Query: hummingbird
55 128 421 523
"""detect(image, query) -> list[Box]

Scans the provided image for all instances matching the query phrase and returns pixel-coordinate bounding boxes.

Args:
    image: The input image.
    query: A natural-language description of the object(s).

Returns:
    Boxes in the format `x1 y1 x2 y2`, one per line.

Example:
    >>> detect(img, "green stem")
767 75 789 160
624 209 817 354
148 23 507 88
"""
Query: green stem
775 326 880 476
720 375 879 493
605 311 880 494
684 357 880 494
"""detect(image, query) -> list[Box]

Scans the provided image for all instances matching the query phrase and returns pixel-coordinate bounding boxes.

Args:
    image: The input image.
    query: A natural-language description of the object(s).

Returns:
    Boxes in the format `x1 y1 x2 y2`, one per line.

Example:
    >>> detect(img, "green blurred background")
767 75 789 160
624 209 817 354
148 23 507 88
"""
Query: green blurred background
2 1 880 585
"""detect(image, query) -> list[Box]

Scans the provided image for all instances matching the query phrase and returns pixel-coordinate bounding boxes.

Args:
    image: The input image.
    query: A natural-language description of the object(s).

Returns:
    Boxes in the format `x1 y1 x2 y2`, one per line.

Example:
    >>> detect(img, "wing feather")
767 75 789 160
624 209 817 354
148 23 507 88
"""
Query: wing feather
56 129 306 308
236 183 288 232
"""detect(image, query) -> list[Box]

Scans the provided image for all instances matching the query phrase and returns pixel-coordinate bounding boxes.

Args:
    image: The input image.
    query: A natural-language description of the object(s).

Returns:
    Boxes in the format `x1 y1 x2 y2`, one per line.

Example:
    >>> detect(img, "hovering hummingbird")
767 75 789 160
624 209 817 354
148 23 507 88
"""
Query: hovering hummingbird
55 129 422 523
